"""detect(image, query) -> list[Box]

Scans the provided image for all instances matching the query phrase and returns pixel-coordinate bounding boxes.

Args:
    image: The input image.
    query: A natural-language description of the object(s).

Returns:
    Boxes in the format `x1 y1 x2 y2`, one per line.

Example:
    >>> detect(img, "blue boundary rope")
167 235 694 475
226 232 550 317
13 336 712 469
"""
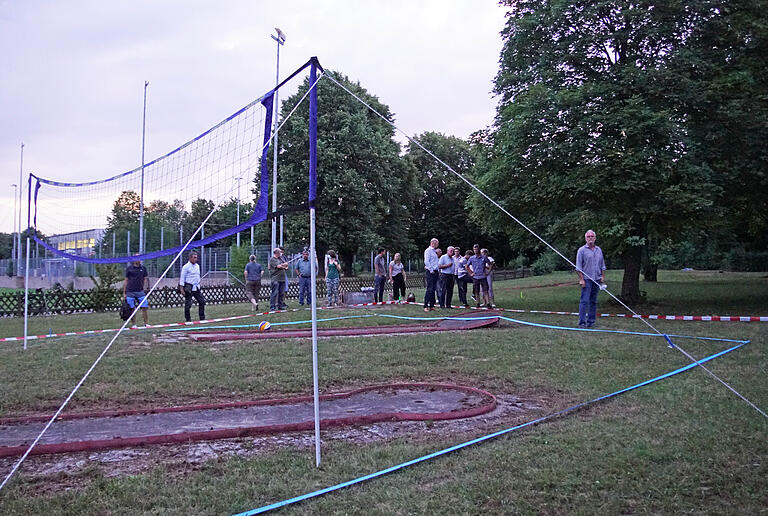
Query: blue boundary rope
232 342 746 515
167 313 749 345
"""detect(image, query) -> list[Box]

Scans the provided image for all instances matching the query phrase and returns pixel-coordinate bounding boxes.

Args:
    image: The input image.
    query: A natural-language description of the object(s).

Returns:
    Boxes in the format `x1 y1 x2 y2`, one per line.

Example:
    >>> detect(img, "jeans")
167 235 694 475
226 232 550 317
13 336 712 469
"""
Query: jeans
578 280 600 326
374 275 386 303
423 270 438 308
438 273 455 308
298 276 311 305
184 289 206 322
270 280 286 310
457 275 468 305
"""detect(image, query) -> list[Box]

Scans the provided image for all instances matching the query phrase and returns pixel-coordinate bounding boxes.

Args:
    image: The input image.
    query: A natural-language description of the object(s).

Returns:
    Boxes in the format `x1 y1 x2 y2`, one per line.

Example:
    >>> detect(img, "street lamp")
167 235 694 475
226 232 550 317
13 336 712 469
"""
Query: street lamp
139 81 149 255
235 176 243 247
11 183 17 272
270 27 285 251
17 143 23 276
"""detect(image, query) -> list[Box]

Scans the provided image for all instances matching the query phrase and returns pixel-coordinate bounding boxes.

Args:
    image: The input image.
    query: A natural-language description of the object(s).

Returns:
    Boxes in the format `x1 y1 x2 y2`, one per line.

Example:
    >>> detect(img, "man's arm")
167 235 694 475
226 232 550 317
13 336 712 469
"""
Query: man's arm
575 248 586 287
179 264 187 292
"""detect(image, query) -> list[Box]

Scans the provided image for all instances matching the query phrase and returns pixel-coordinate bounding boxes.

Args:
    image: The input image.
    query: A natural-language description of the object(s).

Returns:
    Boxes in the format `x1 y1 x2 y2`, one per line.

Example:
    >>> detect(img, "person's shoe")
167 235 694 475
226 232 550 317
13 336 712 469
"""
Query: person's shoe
578 323 586 328
485 304 492 309
471 295 476 302
586 323 594 328
424 307 430 312
476 303 481 308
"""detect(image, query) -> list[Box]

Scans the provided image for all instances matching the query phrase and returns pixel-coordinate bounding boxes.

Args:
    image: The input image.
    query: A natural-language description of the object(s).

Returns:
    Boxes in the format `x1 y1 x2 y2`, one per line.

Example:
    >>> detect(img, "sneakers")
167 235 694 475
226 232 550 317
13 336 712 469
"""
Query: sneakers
424 307 430 312
471 295 476 302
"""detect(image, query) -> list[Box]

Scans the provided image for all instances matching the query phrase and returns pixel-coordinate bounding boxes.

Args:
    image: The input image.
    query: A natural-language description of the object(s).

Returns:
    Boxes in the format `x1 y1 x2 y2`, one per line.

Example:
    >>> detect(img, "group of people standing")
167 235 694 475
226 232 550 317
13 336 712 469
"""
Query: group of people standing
422 238 496 311
122 228 607 328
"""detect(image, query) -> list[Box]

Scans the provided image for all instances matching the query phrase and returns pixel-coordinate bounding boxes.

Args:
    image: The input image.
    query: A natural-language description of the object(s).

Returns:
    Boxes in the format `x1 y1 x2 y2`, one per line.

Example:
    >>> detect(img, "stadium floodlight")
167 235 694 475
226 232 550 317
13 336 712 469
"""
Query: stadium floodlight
11 183 17 269
236 176 243 247
17 143 23 277
270 28 286 250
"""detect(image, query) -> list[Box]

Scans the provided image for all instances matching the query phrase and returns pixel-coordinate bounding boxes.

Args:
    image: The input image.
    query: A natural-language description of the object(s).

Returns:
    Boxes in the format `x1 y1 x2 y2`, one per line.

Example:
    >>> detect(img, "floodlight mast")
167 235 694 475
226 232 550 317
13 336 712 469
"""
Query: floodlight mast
139 81 149 255
17 143 23 276
270 28 285 251
11 183 17 271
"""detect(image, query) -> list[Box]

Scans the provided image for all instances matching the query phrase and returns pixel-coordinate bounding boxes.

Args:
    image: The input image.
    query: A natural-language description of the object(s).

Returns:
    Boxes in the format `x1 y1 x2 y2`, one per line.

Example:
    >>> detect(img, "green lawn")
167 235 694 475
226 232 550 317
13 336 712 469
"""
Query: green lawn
0 270 765 515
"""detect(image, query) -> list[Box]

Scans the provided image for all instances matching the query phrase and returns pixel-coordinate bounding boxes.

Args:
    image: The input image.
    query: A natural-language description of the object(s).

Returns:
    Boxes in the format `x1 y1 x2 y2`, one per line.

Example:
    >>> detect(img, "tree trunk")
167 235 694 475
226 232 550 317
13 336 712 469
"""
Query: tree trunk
340 250 355 277
643 262 658 282
621 244 643 304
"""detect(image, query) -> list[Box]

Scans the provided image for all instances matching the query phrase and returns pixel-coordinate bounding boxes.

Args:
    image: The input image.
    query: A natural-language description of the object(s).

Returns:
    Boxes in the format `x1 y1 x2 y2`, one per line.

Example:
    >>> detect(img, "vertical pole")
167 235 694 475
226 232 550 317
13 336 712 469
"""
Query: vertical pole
236 177 241 247
139 81 149 255
127 230 131 255
179 226 183 276
201 225 205 274
250 226 254 249
308 58 321 468
17 143 24 276
271 29 285 252
11 184 17 274
24 175 31 350
112 232 116 256
160 226 164 250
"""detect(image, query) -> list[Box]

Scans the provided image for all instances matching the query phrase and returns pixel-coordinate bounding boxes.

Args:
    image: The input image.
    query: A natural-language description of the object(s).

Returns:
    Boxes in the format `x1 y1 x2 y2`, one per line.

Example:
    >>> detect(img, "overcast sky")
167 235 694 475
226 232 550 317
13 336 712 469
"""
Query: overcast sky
0 0 507 233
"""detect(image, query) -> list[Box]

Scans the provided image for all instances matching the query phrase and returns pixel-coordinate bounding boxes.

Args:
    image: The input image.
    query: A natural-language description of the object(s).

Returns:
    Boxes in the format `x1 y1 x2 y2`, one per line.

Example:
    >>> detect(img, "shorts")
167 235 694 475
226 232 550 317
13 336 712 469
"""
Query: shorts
126 291 149 309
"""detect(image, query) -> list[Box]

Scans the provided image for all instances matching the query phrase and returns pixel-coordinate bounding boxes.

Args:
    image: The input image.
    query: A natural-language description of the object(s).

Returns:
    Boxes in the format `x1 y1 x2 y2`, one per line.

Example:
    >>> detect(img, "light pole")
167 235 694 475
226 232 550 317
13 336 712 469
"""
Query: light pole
235 176 243 247
139 81 149 255
270 28 285 251
11 183 17 272
17 143 24 276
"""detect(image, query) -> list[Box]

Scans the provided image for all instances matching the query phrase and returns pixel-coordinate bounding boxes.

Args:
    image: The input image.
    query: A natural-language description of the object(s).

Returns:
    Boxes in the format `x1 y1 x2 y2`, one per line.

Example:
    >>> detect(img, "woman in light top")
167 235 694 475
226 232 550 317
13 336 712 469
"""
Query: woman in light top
389 252 407 302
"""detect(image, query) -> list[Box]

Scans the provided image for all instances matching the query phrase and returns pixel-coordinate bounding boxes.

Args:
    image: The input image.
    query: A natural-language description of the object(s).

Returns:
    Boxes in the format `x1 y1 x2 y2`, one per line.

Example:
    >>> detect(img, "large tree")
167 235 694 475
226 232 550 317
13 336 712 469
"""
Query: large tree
405 132 485 253
275 71 415 275
674 0 768 251
477 1 719 302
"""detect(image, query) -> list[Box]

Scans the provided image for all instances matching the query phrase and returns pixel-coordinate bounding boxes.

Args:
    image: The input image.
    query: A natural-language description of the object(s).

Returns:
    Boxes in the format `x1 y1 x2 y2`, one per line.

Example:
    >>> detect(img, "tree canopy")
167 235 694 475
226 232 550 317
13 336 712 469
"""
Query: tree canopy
275 71 416 274
473 0 767 301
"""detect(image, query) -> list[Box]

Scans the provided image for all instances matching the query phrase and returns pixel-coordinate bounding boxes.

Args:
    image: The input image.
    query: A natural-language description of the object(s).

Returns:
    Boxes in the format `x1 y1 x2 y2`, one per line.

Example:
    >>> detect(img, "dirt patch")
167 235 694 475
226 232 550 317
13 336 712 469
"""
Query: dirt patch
1 387 575 494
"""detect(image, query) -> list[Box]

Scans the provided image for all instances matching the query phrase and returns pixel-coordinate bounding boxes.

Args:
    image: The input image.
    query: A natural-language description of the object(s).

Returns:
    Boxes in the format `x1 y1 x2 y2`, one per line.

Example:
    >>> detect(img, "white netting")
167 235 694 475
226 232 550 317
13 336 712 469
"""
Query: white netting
32 95 270 256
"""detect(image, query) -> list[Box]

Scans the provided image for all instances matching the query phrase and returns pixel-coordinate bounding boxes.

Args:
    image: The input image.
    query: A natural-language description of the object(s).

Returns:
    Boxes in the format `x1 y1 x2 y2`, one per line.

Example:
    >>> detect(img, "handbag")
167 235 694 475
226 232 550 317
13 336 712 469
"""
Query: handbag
119 299 132 321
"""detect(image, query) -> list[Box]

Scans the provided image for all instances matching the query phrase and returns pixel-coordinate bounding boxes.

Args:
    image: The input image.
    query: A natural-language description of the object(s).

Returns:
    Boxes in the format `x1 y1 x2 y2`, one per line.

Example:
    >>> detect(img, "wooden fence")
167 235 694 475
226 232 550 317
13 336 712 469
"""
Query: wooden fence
0 268 531 317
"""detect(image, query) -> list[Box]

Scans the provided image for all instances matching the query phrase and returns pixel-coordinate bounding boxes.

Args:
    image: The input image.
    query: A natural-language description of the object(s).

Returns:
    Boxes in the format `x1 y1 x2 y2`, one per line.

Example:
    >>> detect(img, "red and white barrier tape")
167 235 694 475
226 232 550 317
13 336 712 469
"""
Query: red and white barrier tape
2 300 763 344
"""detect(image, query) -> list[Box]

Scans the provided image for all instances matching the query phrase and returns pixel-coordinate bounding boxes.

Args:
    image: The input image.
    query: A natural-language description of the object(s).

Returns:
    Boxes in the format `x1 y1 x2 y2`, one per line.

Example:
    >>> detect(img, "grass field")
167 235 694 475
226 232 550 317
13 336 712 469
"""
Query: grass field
0 270 766 515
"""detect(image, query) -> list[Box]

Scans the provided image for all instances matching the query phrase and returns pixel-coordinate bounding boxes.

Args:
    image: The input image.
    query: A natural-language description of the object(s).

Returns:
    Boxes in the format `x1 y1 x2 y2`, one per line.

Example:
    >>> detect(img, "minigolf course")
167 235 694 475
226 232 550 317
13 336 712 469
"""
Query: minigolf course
186 310 501 341
0 383 496 457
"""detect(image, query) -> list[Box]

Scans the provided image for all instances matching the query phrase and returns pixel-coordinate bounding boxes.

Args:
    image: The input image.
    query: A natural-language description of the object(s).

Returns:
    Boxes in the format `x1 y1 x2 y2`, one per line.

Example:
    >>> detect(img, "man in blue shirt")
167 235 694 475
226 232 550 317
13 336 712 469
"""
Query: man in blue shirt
575 229 606 328
467 244 491 308
244 254 264 311
295 249 314 306
373 248 387 303
423 238 439 312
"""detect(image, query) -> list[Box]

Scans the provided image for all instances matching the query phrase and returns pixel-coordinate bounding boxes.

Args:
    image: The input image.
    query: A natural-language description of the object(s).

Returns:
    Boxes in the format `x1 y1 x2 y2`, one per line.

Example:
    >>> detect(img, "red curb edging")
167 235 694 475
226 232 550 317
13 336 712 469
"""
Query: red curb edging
0 383 496 457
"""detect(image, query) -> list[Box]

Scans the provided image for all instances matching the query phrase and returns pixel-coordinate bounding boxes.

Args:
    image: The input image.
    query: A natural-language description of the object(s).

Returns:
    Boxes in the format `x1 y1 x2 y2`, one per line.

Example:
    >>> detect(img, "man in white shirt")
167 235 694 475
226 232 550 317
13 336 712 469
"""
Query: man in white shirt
423 238 439 312
178 251 206 322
